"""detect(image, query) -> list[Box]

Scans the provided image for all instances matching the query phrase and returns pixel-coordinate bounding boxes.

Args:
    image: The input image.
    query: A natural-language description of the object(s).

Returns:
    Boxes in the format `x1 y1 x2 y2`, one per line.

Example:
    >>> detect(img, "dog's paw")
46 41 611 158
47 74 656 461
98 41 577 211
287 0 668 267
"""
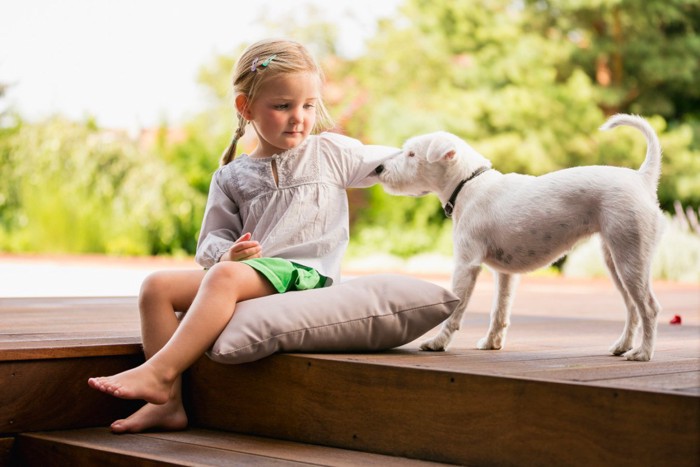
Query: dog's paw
609 335 635 356
476 336 502 350
420 335 448 351
623 347 652 362
609 342 633 356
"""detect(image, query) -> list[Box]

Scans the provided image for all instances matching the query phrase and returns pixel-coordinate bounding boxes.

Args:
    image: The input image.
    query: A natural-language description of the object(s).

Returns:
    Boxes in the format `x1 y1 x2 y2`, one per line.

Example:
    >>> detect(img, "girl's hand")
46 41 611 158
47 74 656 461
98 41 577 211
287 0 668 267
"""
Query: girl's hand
220 232 262 262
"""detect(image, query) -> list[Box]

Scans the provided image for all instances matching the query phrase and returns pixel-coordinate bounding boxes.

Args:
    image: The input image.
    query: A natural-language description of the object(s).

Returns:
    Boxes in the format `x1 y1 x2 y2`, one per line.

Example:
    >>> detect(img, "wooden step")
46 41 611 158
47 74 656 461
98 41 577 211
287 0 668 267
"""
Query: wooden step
184 314 700 466
12 427 446 466
2 283 698 466
0 297 144 436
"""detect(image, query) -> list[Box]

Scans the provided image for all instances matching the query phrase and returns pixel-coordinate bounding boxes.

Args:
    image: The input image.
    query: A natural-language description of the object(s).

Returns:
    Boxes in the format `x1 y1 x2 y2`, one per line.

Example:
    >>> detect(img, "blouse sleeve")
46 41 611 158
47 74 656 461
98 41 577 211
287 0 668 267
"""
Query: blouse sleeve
320 133 401 189
195 167 243 268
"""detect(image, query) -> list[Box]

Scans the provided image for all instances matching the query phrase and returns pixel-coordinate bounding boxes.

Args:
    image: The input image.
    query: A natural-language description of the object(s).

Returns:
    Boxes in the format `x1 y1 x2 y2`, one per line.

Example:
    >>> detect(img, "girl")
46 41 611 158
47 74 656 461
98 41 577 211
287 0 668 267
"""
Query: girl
87 38 398 433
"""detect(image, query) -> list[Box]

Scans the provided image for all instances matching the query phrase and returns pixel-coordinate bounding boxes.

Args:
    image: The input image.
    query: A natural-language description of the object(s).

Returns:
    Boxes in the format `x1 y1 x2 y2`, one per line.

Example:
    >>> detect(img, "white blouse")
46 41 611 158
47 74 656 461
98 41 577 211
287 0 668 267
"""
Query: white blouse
195 132 399 284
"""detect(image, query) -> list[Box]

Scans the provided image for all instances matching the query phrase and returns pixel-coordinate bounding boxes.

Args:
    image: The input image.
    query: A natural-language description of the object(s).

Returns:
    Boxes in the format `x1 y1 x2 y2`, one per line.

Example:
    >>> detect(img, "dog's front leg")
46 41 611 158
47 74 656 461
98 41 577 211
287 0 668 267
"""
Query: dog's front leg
420 263 482 351
477 272 519 350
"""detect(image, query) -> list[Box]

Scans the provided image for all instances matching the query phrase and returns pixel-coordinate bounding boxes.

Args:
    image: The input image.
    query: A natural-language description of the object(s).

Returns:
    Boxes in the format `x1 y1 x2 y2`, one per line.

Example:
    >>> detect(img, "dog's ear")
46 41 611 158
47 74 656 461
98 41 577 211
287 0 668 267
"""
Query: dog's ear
426 135 458 163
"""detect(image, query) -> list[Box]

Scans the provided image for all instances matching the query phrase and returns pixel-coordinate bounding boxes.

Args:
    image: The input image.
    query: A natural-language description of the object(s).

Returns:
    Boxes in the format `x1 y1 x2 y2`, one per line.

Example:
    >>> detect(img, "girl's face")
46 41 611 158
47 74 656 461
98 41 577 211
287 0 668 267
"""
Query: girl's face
242 72 320 158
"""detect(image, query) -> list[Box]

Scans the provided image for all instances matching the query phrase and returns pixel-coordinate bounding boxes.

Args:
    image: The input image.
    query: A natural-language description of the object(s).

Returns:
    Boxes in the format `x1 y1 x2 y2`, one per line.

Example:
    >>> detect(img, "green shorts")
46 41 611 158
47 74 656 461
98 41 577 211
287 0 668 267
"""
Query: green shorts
241 258 329 293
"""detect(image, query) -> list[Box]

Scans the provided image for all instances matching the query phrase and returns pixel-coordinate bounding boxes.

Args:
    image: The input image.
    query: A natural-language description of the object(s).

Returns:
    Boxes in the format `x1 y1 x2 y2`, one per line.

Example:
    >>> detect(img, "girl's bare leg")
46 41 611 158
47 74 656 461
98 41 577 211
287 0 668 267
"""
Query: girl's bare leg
108 268 204 433
88 262 275 431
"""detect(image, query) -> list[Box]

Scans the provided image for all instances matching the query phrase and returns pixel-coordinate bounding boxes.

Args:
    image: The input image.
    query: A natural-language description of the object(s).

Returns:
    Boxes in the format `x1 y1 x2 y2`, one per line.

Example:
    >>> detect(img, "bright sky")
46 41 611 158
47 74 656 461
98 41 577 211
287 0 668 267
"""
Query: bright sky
0 0 401 131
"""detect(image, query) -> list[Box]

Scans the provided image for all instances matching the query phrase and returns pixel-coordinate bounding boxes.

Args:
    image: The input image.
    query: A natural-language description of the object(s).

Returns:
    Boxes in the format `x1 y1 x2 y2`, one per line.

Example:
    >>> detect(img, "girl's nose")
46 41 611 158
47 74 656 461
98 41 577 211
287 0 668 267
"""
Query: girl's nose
290 106 304 124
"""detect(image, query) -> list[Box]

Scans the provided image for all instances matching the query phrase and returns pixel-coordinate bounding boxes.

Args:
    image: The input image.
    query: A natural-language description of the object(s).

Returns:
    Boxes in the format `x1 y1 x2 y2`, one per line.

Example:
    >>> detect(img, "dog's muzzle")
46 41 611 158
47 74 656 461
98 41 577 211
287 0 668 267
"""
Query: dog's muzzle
375 165 385 175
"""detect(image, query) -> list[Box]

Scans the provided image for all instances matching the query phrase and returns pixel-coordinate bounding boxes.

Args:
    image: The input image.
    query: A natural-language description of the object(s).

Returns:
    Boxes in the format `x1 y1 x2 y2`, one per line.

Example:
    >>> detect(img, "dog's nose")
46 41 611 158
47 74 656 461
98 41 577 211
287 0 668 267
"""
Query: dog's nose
375 165 385 175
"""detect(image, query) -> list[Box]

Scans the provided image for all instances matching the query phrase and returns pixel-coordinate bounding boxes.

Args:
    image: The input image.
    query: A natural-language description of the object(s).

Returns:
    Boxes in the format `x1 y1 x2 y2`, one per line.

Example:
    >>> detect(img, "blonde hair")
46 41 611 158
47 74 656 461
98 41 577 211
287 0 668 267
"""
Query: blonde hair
220 39 334 165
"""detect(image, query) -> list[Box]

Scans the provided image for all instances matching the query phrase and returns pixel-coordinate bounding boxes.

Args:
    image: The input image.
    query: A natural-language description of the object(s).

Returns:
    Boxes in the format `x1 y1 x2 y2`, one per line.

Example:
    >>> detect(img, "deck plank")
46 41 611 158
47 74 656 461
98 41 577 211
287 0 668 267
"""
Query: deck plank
0 297 140 361
0 282 698 393
303 317 700 395
142 429 446 466
16 428 306 467
16 428 447 466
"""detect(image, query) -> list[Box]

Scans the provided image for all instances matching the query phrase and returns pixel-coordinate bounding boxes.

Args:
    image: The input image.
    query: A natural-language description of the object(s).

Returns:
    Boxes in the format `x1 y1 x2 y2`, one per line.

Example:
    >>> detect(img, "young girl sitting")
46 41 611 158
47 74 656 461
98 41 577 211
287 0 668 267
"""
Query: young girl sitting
88 38 398 433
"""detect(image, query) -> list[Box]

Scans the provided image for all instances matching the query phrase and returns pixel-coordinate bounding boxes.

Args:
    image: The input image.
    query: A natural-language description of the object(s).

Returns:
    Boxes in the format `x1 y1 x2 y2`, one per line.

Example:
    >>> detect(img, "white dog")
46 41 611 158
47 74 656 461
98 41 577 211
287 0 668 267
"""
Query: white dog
375 114 664 361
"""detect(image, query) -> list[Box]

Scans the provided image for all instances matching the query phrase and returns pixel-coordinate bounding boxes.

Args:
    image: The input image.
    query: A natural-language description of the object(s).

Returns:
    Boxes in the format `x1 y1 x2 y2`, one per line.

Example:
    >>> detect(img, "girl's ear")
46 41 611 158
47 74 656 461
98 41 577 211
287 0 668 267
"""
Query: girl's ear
235 94 251 120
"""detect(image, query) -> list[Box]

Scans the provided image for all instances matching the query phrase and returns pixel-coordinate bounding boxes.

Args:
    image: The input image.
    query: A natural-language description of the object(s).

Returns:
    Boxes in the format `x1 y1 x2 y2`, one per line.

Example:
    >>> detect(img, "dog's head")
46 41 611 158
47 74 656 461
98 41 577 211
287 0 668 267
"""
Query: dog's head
375 131 491 197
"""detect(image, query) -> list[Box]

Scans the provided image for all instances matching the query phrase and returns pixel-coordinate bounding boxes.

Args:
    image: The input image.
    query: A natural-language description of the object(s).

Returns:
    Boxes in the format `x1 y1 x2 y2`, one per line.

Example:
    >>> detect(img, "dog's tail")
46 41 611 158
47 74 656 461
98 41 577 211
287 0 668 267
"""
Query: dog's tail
599 113 662 193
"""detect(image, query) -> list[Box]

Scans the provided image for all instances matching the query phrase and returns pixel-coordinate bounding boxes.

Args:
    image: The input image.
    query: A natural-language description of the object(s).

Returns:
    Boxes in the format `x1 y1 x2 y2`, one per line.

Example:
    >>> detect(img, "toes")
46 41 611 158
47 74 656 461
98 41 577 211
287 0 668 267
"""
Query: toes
420 332 454 351
88 377 125 397
420 340 446 351
610 346 629 356
609 340 633 356
110 420 129 434
476 338 490 349
88 377 109 392
477 335 504 350
623 348 652 362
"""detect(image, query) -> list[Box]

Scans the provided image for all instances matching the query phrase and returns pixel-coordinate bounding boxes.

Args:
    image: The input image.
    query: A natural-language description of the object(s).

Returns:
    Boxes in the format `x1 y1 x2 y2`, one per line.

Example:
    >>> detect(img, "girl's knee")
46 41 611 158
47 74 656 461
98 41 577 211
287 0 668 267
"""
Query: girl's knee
206 261 246 284
139 271 172 306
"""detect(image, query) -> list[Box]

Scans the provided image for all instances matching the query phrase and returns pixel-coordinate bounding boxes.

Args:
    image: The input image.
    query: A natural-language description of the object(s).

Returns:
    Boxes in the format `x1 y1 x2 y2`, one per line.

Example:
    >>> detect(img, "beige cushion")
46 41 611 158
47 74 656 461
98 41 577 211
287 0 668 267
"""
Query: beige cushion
207 274 458 364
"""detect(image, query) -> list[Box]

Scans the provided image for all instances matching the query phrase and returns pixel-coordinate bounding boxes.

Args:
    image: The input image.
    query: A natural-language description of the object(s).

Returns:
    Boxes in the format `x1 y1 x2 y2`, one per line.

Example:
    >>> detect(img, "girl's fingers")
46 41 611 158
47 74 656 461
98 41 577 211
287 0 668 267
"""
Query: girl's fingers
230 241 260 253
229 243 262 261
235 232 252 243
246 250 263 259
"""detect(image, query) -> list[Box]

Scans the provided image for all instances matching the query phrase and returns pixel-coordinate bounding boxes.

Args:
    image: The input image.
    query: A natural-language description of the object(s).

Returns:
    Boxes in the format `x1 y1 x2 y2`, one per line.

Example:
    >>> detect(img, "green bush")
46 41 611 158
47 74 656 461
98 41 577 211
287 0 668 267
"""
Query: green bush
0 118 204 255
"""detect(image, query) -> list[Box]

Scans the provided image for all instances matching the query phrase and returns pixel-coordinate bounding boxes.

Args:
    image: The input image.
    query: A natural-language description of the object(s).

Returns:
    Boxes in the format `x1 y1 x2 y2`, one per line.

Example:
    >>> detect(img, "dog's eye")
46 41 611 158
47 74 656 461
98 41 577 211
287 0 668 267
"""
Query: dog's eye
408 152 415 158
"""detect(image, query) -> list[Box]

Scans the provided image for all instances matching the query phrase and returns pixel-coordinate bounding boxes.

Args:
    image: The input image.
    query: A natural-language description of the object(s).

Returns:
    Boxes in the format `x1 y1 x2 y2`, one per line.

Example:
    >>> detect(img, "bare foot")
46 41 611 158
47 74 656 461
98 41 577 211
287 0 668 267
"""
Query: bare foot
88 361 174 404
111 400 188 434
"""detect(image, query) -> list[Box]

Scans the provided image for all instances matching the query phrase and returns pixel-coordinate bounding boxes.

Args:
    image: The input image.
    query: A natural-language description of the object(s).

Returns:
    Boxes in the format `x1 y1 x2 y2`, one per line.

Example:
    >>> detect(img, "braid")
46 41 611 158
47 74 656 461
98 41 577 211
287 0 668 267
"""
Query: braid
219 114 248 166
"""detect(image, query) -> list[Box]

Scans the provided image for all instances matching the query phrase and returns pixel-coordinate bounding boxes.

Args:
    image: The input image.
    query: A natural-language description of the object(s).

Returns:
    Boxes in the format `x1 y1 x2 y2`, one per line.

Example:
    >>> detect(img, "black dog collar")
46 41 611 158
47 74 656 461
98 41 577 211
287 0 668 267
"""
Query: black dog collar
443 167 490 218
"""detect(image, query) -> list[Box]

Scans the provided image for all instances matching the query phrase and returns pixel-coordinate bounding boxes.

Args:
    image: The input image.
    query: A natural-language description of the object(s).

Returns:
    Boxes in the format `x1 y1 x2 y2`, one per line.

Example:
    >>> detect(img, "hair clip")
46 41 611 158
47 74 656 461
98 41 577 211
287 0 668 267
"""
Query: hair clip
251 55 277 72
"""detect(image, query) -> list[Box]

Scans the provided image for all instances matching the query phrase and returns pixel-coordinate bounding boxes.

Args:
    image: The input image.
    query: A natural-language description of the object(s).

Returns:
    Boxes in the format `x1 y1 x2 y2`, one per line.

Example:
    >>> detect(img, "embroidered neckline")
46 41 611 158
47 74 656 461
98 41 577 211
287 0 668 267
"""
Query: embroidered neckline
244 139 310 161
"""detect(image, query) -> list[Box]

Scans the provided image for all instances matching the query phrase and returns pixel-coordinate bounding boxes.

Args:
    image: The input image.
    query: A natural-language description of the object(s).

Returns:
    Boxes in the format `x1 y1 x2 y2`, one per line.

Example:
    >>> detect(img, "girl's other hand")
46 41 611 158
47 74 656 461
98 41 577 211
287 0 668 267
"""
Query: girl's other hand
220 232 262 262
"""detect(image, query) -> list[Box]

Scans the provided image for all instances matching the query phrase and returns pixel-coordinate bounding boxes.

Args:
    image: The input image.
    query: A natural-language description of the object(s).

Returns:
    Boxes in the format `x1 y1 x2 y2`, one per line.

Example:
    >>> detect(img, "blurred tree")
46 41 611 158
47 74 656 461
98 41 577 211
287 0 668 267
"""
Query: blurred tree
527 0 700 206
530 0 700 120
338 0 699 258
0 118 204 255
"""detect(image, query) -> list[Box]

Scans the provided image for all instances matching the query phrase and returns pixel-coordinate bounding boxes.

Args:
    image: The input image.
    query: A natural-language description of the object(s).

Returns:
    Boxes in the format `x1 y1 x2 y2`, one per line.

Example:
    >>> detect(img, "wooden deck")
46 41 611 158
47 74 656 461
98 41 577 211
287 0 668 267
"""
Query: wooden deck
1 275 699 465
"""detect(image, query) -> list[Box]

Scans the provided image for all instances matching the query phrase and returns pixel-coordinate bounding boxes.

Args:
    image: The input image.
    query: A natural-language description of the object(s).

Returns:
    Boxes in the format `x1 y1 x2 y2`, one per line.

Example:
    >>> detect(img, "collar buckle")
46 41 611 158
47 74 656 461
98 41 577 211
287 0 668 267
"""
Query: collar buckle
444 202 455 218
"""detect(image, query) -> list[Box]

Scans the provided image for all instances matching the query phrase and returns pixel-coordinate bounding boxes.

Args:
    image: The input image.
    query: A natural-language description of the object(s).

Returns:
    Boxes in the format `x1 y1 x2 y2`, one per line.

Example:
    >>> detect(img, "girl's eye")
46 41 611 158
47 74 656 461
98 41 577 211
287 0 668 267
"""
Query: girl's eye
274 104 289 110
304 103 315 109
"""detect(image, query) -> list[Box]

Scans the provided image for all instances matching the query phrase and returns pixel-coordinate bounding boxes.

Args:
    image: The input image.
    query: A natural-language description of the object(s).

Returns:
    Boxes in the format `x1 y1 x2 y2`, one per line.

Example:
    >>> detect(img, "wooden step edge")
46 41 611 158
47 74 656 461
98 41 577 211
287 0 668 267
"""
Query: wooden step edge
13 428 449 467
0 339 142 362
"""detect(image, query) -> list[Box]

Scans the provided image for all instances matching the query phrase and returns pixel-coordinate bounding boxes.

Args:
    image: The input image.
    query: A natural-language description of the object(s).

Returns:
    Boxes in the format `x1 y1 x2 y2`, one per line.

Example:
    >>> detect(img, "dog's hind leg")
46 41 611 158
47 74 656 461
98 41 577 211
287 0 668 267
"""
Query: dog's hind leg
477 272 519 350
420 263 482 351
604 234 661 361
601 242 640 356
621 277 660 361
620 273 661 361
